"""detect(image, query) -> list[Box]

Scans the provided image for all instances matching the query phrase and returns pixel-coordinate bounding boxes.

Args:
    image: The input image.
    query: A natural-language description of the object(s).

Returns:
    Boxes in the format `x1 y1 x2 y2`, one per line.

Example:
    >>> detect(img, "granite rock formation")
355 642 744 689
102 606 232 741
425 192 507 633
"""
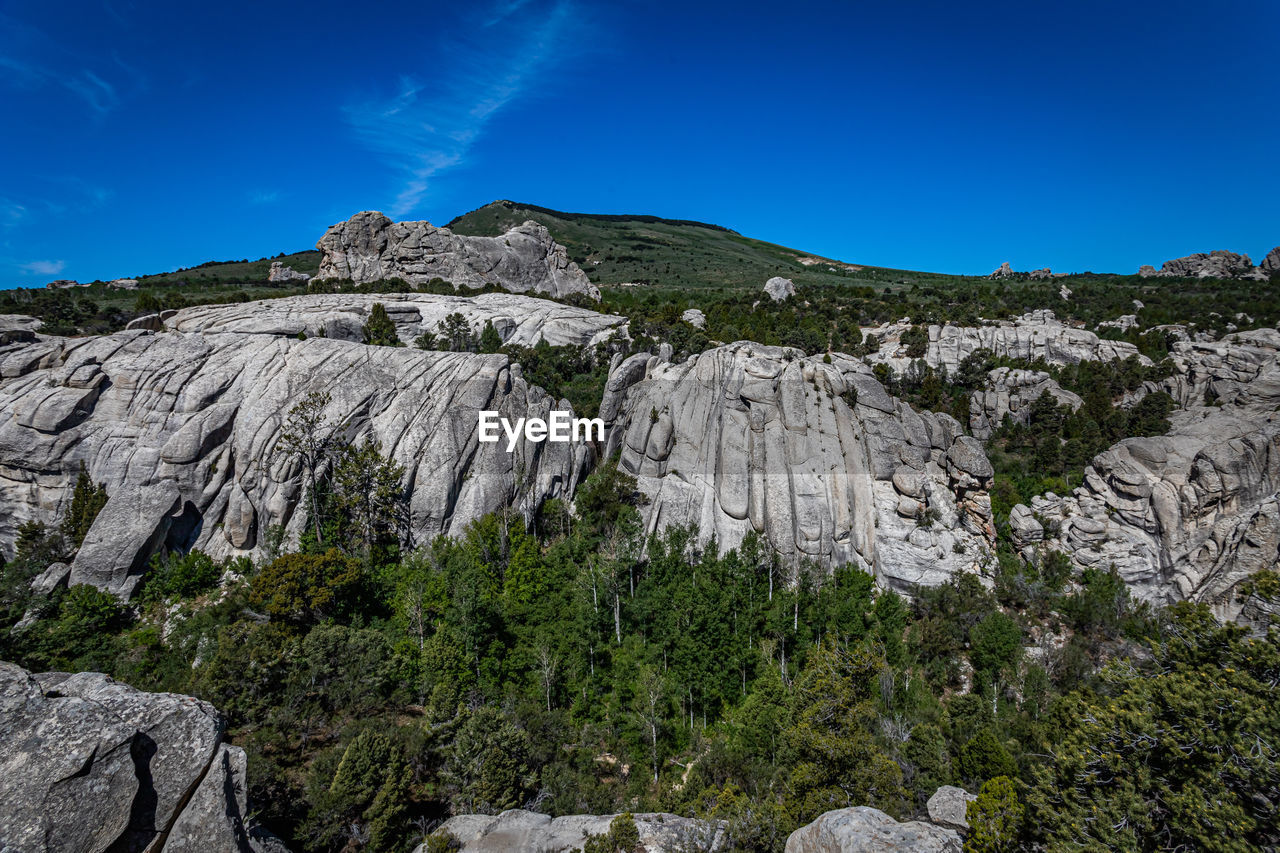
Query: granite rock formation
420 809 725 852
866 311 1149 377
0 322 590 598
1262 246 1280 277
784 806 962 852
315 211 599 300
926 786 976 832
159 292 628 349
1138 250 1268 280
1124 328 1280 410
0 661 283 853
682 308 707 329
969 367 1083 440
266 262 309 283
599 343 995 591
764 276 796 302
1010 350 1280 621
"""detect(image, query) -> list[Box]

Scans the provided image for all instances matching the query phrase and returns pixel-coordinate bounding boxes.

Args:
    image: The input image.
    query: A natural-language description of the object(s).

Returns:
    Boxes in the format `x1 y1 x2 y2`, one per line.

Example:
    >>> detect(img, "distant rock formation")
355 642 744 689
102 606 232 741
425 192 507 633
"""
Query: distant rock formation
108 278 138 290
969 367 1083 440
419 809 725 852
1262 246 1280 277
599 343 995 590
864 311 1149 377
267 261 309 283
0 661 287 853
159 292 628 349
681 308 707 329
1139 250 1268 280
1011 338 1280 623
315 211 600 300
0 304 594 597
989 263 1056 280
785 805 962 852
44 279 82 289
763 276 796 302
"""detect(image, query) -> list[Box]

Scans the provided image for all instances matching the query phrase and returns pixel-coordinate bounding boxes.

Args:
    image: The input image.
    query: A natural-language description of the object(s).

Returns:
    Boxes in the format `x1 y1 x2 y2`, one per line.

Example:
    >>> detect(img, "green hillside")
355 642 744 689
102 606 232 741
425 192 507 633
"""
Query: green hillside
448 199 947 295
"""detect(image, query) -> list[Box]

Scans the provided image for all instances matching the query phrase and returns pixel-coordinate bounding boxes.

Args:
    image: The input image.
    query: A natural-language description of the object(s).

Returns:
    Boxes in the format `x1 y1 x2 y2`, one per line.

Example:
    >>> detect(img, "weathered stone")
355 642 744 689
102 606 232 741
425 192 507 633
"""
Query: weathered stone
315 211 599 300
682 308 707 329
266 262 309 283
600 343 994 592
1139 250 1266 280
419 809 726 852
162 292 628 349
969 367 1083 440
927 786 976 832
763 276 796 302
1261 246 1280 277
165 744 253 853
784 806 961 853
0 315 592 598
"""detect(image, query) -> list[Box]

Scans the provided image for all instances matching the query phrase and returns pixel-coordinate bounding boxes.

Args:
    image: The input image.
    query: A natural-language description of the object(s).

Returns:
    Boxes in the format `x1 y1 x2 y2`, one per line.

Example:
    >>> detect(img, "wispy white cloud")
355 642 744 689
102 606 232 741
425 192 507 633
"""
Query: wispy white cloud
0 198 27 228
344 0 580 217
0 12 133 116
20 259 65 276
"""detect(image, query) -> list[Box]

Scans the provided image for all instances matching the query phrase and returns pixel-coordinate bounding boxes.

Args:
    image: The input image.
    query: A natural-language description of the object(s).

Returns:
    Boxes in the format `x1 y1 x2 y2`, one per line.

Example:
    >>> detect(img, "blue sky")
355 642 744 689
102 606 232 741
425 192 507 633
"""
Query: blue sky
1 0 1277 286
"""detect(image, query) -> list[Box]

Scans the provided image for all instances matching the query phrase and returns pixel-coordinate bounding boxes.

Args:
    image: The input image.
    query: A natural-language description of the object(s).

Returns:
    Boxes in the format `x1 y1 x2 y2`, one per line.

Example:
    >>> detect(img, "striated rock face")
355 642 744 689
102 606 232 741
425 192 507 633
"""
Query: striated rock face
315 211 599 301
1139 250 1267 280
160 292 628 349
599 343 995 591
784 806 961 852
1125 328 1280 410
266 262 309 283
1262 247 1280 277
0 314 42 345
1011 361 1280 621
764 276 796 302
0 661 282 853
969 367 1082 440
866 311 1149 377
0 326 589 598
420 809 725 852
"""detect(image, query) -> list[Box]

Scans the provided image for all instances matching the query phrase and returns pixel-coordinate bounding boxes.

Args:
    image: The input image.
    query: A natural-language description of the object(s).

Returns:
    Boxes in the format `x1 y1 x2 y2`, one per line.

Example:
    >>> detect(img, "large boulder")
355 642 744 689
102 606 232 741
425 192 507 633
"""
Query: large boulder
926 786 977 832
315 211 600 301
599 343 994 591
161 292 628 349
419 809 725 852
784 806 961 852
266 262 309 283
763 276 796 302
1261 246 1280 277
0 319 592 598
0 661 280 853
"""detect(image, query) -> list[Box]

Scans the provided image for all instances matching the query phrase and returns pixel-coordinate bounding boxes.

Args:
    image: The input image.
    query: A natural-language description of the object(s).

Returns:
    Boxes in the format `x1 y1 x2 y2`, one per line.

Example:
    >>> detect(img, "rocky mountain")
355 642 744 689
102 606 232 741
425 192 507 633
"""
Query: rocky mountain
0 661 285 853
1138 249 1274 280
599 343 995 591
0 301 593 597
314 211 600 301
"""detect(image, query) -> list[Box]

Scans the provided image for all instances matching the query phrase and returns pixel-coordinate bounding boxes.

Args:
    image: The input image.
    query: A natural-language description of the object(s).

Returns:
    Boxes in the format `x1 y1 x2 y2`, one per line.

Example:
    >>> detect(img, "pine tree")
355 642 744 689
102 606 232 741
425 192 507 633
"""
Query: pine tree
363 302 400 346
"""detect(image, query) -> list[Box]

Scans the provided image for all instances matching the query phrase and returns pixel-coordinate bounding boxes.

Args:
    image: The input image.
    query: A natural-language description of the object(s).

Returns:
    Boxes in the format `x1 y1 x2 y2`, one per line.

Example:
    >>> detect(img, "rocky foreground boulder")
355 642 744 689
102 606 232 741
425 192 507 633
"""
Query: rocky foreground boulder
155 291 628 349
0 321 589 597
866 311 1148 377
315 211 600 300
784 805 961 852
599 343 995 589
0 661 283 853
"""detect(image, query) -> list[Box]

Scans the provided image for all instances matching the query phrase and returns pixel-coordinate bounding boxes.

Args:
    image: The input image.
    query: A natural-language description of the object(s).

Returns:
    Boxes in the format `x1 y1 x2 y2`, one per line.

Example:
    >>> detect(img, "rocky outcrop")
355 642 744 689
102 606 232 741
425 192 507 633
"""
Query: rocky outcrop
784 806 961 852
989 264 1056 281
764 276 796 302
599 343 995 591
968 367 1082 440
108 279 139 290
161 292 628 349
420 809 725 852
989 262 1015 280
1010 365 1280 621
0 661 282 853
1139 250 1268 280
0 314 42 345
0 324 590 598
866 311 1149 377
315 211 599 301
1262 247 1280 277
266 262 309 283
1125 328 1280 410
926 786 976 832
682 308 707 329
